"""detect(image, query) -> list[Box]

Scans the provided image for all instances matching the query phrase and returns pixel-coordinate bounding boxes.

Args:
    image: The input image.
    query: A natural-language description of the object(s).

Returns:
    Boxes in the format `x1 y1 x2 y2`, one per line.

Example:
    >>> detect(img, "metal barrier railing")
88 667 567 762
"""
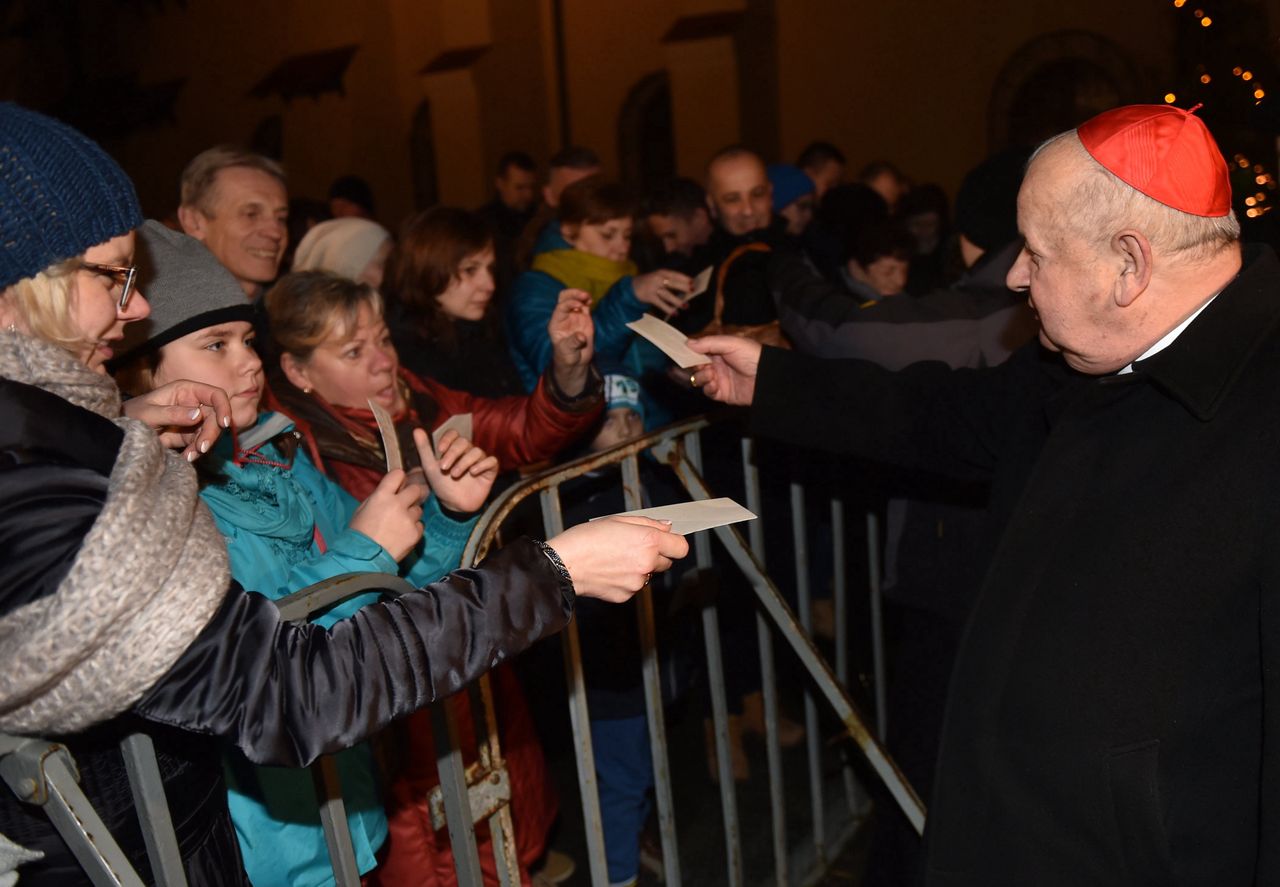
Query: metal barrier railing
0 412 923 887
451 414 926 886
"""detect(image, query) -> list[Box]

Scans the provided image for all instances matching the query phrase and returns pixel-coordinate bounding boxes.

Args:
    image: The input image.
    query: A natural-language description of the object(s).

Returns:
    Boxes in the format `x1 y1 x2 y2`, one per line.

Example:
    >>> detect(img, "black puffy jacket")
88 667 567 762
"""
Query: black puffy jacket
0 378 574 885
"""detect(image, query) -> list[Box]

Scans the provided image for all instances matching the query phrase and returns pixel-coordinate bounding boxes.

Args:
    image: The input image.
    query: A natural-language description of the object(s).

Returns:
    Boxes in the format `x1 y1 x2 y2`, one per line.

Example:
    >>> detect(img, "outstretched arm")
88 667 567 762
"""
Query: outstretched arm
135 519 687 767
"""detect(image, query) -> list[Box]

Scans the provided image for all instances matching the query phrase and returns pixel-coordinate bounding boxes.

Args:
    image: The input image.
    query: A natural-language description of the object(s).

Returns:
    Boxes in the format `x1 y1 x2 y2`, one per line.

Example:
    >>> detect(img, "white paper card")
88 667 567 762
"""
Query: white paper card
432 412 474 454
592 497 757 536
688 265 714 299
625 314 711 368
368 400 403 472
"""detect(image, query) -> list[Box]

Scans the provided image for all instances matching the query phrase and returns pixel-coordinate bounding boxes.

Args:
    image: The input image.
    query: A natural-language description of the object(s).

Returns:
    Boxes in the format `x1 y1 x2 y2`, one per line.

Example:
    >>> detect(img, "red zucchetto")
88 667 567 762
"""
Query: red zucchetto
1077 104 1232 217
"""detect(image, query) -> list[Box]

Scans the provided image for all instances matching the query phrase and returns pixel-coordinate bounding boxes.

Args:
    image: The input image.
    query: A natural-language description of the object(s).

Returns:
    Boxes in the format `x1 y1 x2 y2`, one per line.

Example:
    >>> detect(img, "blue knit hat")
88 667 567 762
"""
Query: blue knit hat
767 164 815 212
0 103 143 289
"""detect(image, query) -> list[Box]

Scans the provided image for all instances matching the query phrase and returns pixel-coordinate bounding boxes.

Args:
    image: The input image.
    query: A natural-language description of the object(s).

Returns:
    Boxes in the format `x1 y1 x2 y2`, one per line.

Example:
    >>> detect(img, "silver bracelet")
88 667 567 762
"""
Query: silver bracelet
534 540 573 586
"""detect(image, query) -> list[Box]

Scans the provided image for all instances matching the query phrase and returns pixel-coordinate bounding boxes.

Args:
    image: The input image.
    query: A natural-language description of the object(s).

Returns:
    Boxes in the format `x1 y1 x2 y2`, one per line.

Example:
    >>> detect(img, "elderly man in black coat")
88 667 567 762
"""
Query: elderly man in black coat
688 104 1273 887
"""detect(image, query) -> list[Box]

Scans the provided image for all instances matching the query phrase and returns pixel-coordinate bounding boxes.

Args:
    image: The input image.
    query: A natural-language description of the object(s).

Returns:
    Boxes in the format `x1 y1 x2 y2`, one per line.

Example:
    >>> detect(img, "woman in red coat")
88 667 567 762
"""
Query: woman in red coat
263 269 597 886
266 269 601 499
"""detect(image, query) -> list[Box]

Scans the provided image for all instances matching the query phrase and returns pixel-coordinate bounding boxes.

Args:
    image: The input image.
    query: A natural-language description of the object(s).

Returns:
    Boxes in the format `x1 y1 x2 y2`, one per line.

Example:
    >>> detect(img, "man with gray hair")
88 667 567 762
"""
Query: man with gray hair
177 146 289 298
689 105 1280 884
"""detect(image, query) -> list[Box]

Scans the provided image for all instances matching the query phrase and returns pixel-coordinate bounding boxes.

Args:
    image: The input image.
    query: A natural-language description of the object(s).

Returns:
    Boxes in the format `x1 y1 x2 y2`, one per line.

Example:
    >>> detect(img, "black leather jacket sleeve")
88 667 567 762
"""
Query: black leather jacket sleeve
134 538 573 768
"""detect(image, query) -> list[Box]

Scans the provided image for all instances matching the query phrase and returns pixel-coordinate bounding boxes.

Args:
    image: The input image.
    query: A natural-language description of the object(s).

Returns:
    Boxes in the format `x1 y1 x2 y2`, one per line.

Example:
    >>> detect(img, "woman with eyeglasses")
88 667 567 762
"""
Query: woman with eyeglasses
0 103 687 886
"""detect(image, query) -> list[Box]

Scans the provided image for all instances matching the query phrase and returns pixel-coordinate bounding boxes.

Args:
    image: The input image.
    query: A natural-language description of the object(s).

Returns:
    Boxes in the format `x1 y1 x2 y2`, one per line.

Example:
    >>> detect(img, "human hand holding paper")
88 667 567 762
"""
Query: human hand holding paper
432 413 473 456
626 314 711 369
592 497 756 536
687 335 762 405
663 265 713 319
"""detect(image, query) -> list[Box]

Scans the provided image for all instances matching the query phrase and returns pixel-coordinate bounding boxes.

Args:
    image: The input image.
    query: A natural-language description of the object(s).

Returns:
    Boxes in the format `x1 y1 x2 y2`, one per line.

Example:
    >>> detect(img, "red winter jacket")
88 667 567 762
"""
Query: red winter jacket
266 365 603 501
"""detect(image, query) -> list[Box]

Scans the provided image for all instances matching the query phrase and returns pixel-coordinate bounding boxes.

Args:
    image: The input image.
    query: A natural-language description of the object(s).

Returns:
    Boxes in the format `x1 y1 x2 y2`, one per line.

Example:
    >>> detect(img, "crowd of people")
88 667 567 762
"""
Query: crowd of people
1 92 1273 887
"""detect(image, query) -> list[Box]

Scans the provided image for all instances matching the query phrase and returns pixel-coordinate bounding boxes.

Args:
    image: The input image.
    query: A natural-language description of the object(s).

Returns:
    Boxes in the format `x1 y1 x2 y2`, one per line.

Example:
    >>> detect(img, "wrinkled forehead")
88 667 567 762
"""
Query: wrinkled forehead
209 165 289 211
325 296 385 346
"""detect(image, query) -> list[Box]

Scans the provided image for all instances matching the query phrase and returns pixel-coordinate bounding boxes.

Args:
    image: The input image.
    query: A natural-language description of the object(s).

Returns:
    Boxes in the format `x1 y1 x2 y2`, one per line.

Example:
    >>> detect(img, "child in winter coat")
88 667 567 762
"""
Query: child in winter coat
115 221 499 887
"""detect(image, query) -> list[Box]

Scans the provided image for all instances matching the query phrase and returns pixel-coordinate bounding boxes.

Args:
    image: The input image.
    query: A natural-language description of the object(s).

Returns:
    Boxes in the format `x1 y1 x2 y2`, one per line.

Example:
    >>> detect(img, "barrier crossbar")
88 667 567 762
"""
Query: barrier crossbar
456 414 926 886
0 413 924 887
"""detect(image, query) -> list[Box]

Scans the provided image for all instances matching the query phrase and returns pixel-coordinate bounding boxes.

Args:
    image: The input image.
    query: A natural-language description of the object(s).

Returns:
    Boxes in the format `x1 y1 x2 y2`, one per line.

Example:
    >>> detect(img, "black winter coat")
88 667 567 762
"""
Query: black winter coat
0 379 574 885
750 244 1280 886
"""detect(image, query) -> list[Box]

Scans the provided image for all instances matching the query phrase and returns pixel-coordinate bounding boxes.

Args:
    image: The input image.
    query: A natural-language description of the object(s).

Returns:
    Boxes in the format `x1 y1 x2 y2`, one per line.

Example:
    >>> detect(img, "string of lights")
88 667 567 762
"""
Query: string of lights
1164 0 1275 218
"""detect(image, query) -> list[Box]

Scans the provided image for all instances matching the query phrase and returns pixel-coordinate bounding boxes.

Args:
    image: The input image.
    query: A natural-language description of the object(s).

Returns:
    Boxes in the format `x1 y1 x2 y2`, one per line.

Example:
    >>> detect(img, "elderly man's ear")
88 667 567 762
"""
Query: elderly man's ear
1113 230 1153 308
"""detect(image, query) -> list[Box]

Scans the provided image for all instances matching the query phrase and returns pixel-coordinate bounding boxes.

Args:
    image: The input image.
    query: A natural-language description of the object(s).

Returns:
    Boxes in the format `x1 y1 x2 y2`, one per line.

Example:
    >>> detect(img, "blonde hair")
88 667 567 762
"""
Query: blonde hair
1 259 88 355
264 270 384 363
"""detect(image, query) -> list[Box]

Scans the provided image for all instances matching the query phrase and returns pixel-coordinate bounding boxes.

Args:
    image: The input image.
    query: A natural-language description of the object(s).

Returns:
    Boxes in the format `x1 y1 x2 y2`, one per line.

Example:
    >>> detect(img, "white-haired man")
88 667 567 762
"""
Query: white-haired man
691 105 1275 885
177 146 289 299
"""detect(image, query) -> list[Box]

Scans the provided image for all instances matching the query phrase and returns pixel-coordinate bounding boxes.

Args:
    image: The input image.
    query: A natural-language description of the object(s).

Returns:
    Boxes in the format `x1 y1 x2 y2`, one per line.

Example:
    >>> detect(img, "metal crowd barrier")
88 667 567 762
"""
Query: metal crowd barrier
0 413 922 886
447 414 925 886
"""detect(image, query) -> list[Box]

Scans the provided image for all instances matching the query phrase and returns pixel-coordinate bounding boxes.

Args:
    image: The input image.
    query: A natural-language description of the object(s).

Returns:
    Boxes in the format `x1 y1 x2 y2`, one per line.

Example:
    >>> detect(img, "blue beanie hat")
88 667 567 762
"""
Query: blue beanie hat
767 164 815 212
0 103 143 289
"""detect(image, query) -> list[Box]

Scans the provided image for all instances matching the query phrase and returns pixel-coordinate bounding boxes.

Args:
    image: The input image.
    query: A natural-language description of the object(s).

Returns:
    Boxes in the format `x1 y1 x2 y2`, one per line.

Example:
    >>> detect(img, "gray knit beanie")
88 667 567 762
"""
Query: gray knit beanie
0 103 143 288
116 220 255 360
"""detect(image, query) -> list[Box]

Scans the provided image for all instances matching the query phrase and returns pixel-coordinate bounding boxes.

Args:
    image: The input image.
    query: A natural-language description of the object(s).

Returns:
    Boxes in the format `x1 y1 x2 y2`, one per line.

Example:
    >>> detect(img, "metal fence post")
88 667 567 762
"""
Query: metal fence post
790 481 826 865
473 676 522 887
742 437 789 887
541 486 611 886
663 451 926 835
866 511 888 742
1 735 147 887
311 755 362 886
431 703 484 886
620 452 683 886
830 499 865 816
686 431 743 887
120 733 188 887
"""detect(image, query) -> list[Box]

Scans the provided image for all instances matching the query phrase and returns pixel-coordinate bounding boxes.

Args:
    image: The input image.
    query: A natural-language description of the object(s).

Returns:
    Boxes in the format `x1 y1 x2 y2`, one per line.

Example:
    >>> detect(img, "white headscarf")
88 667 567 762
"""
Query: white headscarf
291 217 391 281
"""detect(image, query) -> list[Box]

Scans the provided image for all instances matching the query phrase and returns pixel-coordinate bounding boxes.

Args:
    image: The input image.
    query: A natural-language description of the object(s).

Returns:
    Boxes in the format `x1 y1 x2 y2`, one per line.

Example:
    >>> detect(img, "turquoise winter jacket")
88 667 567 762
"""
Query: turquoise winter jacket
198 413 476 887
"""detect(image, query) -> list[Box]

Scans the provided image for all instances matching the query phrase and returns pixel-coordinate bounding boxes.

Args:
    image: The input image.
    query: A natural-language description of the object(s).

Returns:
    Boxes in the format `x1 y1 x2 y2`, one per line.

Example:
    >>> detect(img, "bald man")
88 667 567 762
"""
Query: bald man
674 146 788 335
690 106 1278 885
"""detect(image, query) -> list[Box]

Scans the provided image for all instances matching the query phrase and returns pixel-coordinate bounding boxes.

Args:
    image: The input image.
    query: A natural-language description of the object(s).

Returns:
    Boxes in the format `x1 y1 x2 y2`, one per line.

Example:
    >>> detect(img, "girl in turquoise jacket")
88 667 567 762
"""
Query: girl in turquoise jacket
116 220 500 886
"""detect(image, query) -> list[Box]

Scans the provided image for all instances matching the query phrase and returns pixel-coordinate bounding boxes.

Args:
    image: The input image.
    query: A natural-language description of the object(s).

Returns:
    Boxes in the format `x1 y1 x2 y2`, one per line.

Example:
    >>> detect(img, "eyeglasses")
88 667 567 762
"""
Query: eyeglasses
81 262 138 310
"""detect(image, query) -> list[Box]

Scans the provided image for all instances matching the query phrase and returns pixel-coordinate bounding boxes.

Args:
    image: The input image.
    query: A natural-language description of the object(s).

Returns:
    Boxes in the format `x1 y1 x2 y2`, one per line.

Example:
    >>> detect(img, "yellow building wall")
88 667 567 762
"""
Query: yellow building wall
773 0 1175 194
86 0 1177 228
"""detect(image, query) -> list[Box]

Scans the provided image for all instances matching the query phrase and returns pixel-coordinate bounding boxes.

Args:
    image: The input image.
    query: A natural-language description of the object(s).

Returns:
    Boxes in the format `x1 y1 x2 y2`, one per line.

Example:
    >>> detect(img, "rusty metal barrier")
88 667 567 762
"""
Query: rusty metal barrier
447 414 926 886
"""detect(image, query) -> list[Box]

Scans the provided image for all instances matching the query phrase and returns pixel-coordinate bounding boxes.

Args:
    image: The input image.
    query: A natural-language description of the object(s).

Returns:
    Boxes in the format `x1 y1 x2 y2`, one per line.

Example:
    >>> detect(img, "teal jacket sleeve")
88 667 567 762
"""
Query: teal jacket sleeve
591 275 646 362
401 494 478 585
212 518 395 628
297 448 477 590
206 451 396 626
507 270 564 392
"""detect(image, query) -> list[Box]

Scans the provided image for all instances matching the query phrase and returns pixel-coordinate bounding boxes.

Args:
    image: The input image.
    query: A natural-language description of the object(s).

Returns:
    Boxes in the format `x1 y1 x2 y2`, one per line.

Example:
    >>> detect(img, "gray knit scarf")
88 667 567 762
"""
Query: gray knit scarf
0 332 230 735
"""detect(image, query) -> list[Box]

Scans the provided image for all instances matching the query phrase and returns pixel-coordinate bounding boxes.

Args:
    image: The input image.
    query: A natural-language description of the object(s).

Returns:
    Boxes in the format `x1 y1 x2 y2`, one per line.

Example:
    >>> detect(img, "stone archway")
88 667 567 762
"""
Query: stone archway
989 30 1146 151
617 70 676 194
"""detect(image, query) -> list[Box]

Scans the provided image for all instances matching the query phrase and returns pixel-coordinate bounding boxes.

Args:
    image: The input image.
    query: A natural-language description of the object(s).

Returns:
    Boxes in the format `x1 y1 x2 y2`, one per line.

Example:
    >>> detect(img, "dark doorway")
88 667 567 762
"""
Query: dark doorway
989 31 1141 152
618 71 675 194
249 114 283 161
410 99 439 210
1007 59 1121 147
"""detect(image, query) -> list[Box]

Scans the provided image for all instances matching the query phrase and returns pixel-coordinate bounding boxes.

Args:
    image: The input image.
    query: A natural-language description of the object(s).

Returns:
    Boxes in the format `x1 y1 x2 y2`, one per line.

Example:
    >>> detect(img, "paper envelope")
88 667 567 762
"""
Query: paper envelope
592 497 756 536
626 314 711 369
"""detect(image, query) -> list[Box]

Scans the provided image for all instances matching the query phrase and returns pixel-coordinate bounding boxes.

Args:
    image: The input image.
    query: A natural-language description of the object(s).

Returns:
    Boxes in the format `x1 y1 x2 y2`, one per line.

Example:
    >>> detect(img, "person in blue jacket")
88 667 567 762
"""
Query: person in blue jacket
506 177 692 393
115 221 499 887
